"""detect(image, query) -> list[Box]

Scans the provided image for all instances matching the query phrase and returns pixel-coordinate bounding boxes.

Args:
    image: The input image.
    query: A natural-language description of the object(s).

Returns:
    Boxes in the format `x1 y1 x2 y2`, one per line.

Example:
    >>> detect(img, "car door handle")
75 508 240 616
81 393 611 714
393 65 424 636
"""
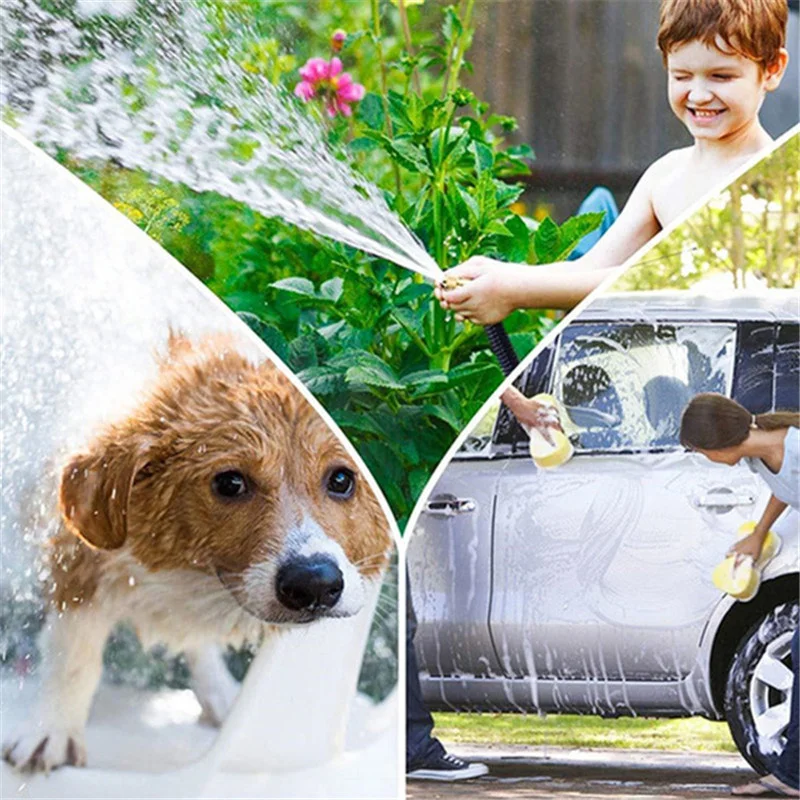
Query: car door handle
695 491 756 508
424 498 477 516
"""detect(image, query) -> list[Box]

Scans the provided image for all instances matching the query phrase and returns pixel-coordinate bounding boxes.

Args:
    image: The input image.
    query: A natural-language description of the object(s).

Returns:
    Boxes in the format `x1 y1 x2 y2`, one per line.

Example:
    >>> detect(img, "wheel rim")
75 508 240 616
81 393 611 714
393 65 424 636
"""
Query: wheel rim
749 630 794 755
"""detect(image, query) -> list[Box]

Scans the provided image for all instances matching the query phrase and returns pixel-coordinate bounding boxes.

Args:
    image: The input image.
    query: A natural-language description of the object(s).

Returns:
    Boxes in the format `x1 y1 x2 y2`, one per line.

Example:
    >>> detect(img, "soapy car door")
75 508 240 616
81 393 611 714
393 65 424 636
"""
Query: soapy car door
489 321 771 712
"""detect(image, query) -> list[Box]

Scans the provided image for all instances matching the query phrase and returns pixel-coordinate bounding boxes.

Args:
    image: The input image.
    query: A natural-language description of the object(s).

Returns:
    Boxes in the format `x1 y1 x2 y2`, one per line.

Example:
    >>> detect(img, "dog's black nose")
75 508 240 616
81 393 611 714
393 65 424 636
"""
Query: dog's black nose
276 556 344 612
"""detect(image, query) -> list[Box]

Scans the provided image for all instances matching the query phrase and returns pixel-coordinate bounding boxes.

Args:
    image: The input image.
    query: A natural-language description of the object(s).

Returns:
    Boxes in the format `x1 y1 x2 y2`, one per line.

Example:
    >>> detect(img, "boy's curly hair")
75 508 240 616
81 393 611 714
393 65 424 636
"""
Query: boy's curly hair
658 0 788 68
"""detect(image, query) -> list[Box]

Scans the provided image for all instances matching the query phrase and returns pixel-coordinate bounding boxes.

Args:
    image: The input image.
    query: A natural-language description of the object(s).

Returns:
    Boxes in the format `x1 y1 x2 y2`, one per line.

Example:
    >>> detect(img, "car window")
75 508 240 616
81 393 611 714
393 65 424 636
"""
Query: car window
732 323 775 414
775 323 799 411
551 322 736 451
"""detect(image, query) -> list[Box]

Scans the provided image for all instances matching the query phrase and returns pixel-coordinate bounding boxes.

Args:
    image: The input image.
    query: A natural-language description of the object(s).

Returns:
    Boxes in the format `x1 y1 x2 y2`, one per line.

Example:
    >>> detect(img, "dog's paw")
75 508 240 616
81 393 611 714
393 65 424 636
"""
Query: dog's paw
2 729 87 773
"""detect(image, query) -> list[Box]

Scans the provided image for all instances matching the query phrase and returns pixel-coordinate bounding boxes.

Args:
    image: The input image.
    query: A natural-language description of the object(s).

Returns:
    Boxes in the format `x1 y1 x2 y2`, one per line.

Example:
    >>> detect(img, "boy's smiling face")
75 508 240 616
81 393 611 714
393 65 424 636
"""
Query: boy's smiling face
667 39 787 143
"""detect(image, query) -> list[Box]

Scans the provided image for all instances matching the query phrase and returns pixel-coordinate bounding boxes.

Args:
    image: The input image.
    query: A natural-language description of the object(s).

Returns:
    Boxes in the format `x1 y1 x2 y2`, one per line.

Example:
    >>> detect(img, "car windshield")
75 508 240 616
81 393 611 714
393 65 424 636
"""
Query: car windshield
551 322 737 451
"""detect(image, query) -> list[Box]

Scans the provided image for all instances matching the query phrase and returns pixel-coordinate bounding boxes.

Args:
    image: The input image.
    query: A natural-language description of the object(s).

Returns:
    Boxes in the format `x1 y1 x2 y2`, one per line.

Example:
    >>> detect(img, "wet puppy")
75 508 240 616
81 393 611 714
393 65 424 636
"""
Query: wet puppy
2 333 391 773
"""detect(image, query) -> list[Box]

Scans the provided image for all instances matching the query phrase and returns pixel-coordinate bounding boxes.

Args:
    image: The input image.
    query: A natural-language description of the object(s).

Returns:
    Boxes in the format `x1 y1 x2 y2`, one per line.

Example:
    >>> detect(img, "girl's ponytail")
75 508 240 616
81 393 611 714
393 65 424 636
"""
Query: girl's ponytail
754 411 800 431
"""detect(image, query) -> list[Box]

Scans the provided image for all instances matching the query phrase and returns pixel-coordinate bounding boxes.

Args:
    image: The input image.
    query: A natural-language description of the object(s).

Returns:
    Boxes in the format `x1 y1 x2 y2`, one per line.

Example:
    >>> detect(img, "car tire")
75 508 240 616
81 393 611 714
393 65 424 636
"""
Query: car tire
724 601 798 775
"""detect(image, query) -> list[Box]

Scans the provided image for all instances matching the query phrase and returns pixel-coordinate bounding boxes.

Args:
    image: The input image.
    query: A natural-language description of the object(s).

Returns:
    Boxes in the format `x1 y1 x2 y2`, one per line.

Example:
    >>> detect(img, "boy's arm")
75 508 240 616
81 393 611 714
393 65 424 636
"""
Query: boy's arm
437 160 665 324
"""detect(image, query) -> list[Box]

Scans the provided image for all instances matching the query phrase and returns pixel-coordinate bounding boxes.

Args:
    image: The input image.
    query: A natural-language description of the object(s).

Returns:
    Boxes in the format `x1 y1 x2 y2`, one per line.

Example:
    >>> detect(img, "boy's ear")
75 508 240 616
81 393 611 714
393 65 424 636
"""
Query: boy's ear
764 48 789 92
59 438 151 550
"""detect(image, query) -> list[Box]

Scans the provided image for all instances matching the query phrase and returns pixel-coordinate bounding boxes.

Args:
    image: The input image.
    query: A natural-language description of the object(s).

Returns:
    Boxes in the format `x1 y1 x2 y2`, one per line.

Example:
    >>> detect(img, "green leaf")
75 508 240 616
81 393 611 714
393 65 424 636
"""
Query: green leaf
472 141 494 174
270 276 317 297
442 5 463 41
506 143 534 159
393 282 432 306
508 331 541 360
387 90 413 130
533 216 561 264
359 440 406 510
338 351 405 390
421 401 463 432
484 219 513 237
236 313 290 364
402 369 449 390
500 214 532 262
330 409 384 436
289 334 320 372
457 186 480 227
318 320 347 340
320 277 344 302
348 136 379 153
346 363 405 390
495 182 524 208
409 468 431 502
341 273 382 328
297 365 346 396
387 137 432 176
357 92 385 131
444 132 471 167
446 361 502 389
556 212 606 259
476 171 497 220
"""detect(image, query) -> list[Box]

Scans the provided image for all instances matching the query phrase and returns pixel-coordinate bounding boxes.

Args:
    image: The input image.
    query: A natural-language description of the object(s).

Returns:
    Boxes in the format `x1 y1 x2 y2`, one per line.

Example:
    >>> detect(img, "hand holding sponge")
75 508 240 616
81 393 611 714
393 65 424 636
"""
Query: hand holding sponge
711 522 782 602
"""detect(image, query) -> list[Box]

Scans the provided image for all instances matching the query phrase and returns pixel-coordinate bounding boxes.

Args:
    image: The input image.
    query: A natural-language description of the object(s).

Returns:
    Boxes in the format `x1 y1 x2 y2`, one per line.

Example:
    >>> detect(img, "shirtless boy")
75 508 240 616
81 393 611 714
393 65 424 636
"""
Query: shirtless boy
436 0 789 326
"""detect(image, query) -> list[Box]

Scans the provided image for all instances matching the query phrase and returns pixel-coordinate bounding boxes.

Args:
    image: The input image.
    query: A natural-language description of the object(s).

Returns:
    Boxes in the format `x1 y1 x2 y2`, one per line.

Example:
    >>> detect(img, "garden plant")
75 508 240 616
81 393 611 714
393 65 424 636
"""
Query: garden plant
4 0 602 525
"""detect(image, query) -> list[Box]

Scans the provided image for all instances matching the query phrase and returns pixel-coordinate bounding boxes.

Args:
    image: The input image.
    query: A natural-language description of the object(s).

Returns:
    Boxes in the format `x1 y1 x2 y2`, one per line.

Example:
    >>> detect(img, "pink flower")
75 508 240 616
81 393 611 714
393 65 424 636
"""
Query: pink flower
294 56 365 118
331 29 346 53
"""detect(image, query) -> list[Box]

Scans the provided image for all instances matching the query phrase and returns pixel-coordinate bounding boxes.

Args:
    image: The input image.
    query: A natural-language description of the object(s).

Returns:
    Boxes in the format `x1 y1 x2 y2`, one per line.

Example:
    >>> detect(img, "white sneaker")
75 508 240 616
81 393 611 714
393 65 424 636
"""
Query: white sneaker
407 752 489 781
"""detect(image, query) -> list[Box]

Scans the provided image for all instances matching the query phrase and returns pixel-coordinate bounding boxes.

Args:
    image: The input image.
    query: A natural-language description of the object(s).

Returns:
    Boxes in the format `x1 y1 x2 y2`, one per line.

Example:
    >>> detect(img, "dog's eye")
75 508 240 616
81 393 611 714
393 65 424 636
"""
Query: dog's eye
212 470 249 499
327 467 355 500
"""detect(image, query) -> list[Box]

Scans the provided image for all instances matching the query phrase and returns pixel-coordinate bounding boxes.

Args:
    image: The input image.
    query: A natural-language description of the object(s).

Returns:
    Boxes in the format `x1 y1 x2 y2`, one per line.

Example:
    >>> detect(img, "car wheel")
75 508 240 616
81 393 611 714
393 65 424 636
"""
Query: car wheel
725 601 798 775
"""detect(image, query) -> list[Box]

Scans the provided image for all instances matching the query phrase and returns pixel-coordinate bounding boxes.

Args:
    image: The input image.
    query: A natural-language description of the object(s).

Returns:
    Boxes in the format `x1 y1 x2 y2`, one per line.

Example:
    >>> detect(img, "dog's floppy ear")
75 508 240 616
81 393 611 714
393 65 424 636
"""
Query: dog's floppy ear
59 438 150 551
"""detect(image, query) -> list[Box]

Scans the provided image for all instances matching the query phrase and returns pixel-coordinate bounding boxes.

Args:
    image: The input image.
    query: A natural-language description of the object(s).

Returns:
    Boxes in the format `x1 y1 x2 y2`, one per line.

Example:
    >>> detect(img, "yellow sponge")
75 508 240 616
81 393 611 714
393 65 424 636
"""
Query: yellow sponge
712 556 760 602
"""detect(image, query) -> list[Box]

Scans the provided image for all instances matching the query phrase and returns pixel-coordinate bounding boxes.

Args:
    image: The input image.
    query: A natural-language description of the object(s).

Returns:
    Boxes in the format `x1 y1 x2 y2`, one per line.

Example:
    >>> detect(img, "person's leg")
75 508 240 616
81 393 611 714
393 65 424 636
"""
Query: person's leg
405 576 446 768
774 626 799 790
567 186 620 261
405 575 488 780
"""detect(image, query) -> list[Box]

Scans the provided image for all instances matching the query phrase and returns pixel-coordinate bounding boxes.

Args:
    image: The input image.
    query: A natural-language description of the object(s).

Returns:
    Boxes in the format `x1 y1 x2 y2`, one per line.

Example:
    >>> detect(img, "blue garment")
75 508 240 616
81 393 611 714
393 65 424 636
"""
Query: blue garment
773 626 799 790
746 427 800 509
406 576 446 769
567 187 620 261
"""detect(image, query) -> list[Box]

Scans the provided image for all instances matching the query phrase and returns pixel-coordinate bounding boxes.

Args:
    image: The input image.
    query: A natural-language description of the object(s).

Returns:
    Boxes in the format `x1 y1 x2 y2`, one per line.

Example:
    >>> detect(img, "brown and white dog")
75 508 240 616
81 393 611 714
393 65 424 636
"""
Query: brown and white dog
2 333 392 773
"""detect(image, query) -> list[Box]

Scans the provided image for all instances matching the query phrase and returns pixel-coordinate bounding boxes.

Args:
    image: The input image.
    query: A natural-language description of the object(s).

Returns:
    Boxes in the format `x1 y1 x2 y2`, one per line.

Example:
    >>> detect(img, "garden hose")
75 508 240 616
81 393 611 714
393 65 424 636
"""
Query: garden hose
485 322 519 377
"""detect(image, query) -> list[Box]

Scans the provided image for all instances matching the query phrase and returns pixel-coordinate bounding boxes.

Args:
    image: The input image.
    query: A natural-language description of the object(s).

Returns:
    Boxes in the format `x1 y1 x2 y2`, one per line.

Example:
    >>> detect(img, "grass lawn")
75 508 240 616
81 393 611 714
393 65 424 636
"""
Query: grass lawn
433 712 738 753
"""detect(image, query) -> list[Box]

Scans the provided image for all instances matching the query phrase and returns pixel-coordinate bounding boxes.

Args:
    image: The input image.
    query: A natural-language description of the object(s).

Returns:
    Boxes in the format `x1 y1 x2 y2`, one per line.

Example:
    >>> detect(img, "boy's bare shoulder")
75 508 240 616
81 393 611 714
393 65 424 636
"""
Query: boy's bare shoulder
641 147 694 184
642 147 698 228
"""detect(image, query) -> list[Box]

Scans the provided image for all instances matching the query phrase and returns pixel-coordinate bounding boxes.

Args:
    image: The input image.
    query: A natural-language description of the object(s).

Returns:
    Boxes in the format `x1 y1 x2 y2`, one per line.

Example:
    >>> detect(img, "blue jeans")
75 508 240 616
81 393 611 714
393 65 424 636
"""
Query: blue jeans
567 186 620 260
774 626 799 789
406 576 446 769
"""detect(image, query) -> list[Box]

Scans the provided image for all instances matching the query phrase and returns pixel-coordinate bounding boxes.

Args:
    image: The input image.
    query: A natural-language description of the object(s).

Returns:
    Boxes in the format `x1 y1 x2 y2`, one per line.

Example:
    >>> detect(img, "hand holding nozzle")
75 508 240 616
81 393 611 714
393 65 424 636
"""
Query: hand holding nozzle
435 259 521 325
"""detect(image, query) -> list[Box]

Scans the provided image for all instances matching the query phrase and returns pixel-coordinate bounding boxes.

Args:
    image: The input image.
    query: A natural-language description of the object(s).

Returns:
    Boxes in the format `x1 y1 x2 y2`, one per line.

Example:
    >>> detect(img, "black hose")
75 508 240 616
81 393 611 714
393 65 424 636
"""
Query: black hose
485 322 519 377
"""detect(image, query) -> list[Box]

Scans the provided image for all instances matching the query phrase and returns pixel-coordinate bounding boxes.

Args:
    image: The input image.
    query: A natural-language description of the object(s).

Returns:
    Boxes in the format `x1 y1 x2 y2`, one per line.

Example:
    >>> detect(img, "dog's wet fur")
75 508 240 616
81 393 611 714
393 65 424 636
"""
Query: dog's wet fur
2 332 392 772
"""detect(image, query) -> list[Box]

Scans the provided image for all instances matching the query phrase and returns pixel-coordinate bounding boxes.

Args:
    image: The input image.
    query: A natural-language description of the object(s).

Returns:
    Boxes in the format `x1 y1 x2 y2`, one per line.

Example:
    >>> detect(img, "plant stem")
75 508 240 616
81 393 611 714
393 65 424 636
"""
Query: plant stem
371 0 402 196
397 0 422 96
447 0 475 94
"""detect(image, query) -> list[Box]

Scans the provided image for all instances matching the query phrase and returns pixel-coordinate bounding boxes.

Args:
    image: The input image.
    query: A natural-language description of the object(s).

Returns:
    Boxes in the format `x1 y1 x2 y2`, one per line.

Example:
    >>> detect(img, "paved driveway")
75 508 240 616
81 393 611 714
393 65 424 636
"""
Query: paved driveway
407 744 753 799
